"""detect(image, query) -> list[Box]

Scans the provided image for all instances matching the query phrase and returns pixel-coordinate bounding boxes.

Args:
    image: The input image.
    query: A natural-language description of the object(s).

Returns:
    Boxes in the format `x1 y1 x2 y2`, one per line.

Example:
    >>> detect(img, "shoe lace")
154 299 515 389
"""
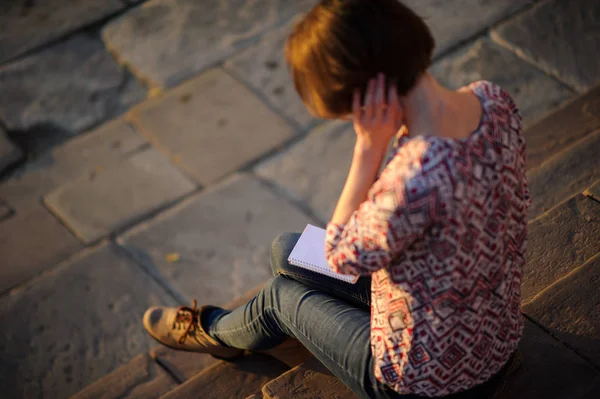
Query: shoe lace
173 299 202 344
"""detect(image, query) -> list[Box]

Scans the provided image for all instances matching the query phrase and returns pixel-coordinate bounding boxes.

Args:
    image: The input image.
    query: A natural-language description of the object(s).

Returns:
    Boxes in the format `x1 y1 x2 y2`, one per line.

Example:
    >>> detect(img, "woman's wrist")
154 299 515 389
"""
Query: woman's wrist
353 140 387 172
354 137 387 159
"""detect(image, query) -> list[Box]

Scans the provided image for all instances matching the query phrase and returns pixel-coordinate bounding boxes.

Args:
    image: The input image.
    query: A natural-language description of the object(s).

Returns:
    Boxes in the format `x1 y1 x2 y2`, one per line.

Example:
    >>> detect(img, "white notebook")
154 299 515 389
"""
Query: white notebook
288 224 359 284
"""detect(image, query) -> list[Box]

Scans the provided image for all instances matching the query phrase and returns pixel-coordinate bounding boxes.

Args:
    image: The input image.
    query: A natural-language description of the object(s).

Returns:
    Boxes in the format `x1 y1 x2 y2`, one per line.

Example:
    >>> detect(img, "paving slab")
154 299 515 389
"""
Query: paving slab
45 148 196 244
0 243 176 399
584 180 600 203
71 353 177 399
0 33 146 149
262 356 357 399
129 69 296 186
497 320 599 399
403 0 531 57
0 125 23 173
0 0 126 64
255 121 354 223
225 17 318 131
430 37 574 126
492 0 600 92
523 253 600 368
523 194 600 304
119 173 311 303
0 119 147 206
103 0 318 88
0 202 82 294
528 130 600 219
524 85 600 170
160 354 288 399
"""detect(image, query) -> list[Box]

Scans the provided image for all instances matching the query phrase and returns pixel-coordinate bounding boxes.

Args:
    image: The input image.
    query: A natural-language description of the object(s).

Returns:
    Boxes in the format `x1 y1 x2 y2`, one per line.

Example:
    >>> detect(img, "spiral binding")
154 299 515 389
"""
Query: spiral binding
288 257 357 284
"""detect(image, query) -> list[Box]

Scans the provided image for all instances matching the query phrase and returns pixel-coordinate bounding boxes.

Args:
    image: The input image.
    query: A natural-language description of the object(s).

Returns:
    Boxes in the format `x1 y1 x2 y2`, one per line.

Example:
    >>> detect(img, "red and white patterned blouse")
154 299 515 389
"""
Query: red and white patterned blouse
325 81 530 397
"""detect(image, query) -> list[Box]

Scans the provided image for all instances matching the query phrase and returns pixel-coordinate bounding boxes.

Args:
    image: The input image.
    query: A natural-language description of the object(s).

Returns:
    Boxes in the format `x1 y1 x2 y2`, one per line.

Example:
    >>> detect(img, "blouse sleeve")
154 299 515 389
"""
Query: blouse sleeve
325 167 437 276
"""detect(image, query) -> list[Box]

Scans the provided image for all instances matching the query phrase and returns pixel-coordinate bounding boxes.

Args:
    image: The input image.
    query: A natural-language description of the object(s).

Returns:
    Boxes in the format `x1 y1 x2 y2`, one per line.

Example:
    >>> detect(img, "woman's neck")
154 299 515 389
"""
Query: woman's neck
400 73 481 140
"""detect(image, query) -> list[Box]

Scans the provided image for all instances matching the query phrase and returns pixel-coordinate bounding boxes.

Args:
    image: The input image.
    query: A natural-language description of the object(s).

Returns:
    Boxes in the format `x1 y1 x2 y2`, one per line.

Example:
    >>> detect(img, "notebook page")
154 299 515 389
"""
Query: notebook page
288 224 358 284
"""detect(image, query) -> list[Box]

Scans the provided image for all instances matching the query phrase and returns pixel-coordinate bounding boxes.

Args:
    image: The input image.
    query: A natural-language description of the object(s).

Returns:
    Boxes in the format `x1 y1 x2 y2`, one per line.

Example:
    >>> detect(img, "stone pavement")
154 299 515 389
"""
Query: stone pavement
0 0 598 398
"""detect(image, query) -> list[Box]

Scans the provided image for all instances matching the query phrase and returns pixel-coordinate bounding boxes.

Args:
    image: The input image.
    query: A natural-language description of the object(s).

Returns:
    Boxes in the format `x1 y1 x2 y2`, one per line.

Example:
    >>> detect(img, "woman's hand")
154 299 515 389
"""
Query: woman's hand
353 73 404 154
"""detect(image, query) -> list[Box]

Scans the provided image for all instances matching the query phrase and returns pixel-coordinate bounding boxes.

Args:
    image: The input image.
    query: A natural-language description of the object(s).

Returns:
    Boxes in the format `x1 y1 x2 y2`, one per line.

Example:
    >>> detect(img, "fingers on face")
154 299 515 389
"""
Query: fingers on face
385 83 398 123
356 74 400 124
375 73 386 121
364 78 376 121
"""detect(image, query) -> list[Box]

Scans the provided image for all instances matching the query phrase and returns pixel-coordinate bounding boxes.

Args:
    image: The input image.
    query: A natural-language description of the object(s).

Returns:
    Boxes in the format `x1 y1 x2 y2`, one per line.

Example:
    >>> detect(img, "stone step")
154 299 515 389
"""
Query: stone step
527 129 600 219
497 320 598 399
70 353 178 399
158 353 289 399
523 193 600 304
523 252 600 368
524 84 600 171
262 356 357 399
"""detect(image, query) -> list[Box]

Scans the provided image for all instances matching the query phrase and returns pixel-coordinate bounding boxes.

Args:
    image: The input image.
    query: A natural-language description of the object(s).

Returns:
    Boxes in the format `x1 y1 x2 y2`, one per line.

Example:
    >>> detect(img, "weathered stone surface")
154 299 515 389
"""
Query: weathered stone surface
403 0 531 57
584 180 600 203
523 253 600 368
226 17 318 130
0 0 125 63
0 34 146 148
0 203 82 294
129 69 296 186
150 347 217 385
497 320 599 399
524 194 600 304
0 126 22 173
161 354 288 399
119 173 311 303
45 149 196 244
71 353 177 399
492 0 600 92
0 244 176 399
528 130 600 219
262 356 357 399
103 0 318 87
525 85 600 170
0 119 147 206
255 121 354 223
430 37 574 126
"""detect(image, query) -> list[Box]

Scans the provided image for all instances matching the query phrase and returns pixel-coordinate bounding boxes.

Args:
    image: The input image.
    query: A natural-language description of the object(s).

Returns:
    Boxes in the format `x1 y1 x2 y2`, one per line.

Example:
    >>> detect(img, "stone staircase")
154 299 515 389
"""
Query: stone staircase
71 86 600 399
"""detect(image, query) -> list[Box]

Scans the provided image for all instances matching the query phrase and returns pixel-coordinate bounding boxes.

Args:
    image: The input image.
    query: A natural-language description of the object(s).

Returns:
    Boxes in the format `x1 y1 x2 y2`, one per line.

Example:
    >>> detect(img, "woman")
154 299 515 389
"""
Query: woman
142 1 530 397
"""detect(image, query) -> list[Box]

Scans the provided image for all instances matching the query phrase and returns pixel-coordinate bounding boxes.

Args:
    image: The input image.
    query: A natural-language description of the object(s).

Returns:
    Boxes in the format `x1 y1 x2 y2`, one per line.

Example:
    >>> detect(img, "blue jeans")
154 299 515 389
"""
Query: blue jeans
203 233 504 399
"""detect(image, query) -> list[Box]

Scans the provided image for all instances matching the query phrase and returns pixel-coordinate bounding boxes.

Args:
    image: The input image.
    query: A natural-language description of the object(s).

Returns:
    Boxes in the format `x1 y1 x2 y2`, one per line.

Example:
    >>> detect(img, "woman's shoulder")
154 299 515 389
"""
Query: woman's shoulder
385 136 456 185
467 81 523 122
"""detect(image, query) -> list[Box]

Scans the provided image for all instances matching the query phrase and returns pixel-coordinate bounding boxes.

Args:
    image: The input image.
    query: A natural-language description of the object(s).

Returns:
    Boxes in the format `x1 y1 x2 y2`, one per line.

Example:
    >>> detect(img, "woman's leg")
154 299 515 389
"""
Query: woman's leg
270 232 372 310
204 276 410 399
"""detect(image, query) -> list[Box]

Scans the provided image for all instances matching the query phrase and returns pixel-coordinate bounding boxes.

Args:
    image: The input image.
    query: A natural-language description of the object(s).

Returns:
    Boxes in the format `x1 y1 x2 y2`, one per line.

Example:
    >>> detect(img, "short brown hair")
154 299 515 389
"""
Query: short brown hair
285 0 435 119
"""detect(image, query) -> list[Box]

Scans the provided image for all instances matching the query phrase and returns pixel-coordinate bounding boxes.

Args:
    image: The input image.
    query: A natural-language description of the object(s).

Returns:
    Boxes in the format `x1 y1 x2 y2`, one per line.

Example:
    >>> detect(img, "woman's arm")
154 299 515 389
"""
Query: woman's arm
330 146 386 225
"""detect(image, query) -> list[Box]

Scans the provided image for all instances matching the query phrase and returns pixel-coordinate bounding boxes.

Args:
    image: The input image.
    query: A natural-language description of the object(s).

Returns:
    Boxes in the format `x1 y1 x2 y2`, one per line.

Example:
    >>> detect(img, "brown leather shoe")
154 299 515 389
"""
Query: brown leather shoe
143 300 243 359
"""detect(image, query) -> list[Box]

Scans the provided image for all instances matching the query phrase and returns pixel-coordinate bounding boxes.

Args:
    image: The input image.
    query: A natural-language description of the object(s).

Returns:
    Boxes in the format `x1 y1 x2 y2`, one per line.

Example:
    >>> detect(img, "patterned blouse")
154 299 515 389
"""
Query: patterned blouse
325 81 530 397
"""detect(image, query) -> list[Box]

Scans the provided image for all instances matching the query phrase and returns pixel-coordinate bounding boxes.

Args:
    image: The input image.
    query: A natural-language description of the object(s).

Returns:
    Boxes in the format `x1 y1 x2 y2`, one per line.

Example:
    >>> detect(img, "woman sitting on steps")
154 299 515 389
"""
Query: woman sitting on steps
142 1 530 397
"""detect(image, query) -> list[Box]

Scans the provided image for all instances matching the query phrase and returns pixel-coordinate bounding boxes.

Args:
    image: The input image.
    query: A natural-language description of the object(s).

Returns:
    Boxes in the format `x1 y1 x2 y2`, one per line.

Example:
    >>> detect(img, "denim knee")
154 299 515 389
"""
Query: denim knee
270 232 301 276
